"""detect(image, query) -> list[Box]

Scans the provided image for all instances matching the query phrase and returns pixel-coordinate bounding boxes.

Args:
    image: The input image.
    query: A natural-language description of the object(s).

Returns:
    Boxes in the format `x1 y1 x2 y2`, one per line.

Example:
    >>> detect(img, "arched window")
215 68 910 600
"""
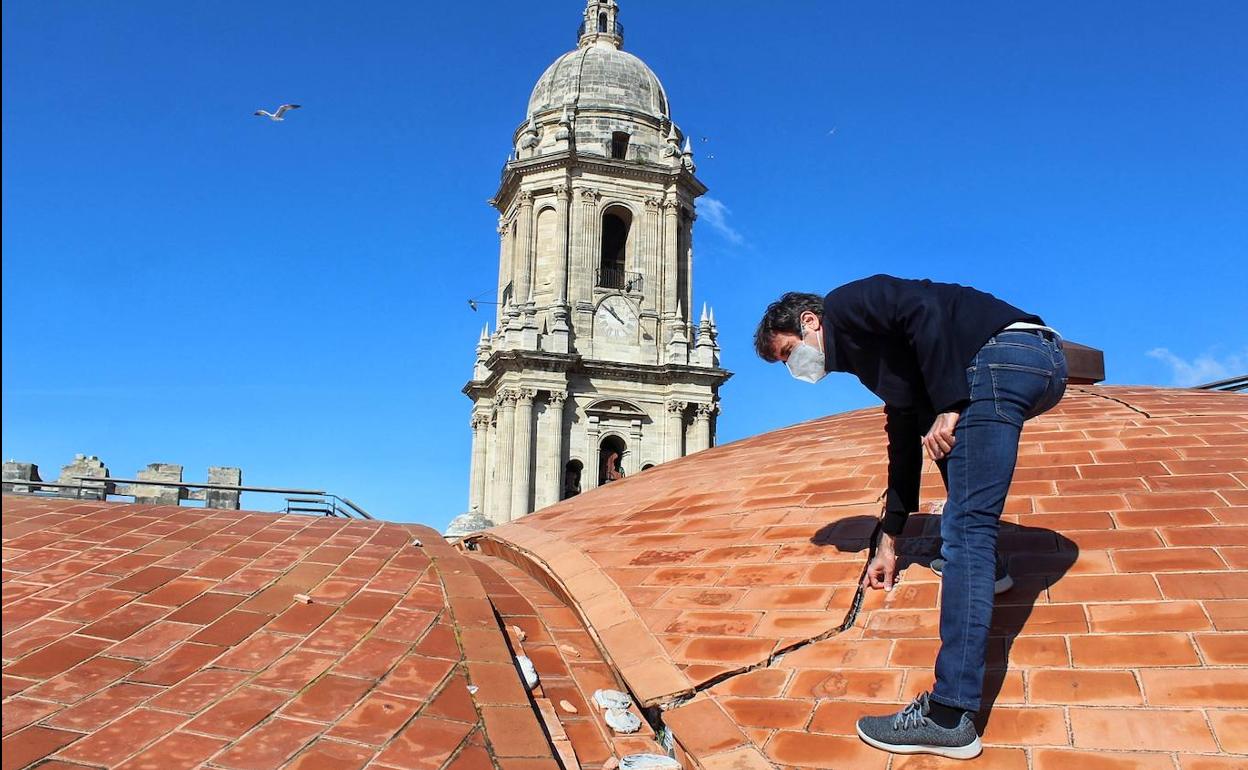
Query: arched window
599 436 626 485
563 460 583 500
598 206 631 289
598 12 607 32
610 131 630 160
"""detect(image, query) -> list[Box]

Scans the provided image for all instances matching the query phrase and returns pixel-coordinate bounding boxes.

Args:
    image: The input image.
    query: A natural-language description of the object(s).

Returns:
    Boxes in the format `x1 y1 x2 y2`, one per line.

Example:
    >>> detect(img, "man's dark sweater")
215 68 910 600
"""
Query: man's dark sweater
820 275 1043 536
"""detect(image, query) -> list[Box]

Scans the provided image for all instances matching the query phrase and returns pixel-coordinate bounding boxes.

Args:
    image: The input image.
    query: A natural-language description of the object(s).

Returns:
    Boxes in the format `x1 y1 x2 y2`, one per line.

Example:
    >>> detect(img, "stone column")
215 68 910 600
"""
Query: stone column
514 191 535 306
627 419 643 475
468 411 490 514
584 415 601 491
540 390 568 509
662 194 680 325
683 215 695 328
496 220 511 324
692 402 715 453
554 185 570 305
570 186 601 307
482 411 497 518
641 196 662 313
511 387 537 519
494 389 518 523
665 400 687 460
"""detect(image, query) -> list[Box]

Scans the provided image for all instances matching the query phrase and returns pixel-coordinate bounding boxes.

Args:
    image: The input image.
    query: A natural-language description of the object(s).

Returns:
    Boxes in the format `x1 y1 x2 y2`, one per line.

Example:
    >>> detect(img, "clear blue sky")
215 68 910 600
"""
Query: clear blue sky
4 1 1245 530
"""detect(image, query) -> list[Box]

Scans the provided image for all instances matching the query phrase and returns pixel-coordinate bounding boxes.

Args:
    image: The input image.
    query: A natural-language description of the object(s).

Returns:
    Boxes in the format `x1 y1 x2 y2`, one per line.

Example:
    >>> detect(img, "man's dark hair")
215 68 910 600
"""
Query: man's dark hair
754 292 824 362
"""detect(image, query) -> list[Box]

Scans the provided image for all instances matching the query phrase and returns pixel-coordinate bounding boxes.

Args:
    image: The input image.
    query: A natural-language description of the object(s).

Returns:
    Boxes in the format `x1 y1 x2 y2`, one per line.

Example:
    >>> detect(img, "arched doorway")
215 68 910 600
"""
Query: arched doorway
563 460 583 500
599 436 626 486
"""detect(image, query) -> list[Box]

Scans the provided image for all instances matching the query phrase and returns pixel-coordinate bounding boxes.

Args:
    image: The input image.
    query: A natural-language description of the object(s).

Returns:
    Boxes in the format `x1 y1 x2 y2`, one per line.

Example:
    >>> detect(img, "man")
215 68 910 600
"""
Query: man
754 274 1067 760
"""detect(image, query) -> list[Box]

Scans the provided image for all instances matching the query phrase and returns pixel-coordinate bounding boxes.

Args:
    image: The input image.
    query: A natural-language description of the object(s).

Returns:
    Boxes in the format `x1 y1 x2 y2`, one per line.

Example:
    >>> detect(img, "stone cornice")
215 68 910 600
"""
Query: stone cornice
492 152 707 210
463 350 732 398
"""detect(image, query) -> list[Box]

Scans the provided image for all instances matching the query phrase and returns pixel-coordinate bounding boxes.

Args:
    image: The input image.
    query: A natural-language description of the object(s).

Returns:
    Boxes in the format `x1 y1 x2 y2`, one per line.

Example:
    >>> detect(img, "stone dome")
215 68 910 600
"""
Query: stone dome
527 43 669 120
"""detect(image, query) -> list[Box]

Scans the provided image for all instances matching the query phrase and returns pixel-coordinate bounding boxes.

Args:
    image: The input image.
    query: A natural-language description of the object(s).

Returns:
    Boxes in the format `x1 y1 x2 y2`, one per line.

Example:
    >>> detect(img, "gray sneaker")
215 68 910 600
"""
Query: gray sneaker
856 692 982 760
929 556 1014 594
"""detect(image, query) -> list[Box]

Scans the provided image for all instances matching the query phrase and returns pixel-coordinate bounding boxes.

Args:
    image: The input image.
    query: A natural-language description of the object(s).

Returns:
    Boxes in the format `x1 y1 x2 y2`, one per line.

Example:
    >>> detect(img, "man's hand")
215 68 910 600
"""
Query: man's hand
922 410 960 461
862 532 899 591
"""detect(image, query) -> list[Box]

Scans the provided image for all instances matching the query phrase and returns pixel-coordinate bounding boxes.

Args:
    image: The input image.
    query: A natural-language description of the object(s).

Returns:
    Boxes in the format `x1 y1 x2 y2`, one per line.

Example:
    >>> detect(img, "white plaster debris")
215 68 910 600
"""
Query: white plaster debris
593 689 632 710
605 707 642 734
512 625 527 641
412 538 423 547
516 655 539 689
558 699 578 714
558 642 581 658
467 685 479 695
620 754 680 770
292 594 312 604
603 759 621 770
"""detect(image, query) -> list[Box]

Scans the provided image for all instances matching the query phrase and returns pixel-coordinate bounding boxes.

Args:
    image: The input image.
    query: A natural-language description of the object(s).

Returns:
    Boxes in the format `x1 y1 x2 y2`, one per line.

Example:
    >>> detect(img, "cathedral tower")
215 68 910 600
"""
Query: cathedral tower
453 0 731 532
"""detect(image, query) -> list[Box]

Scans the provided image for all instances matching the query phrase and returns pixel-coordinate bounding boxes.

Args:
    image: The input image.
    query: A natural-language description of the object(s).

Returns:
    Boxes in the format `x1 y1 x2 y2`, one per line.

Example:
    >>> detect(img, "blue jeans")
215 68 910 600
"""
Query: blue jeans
931 330 1067 713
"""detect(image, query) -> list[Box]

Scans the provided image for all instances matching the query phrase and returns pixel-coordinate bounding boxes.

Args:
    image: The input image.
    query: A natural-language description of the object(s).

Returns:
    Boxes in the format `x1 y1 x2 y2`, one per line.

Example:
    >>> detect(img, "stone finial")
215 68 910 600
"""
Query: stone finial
680 137 696 172
518 116 539 154
662 124 681 160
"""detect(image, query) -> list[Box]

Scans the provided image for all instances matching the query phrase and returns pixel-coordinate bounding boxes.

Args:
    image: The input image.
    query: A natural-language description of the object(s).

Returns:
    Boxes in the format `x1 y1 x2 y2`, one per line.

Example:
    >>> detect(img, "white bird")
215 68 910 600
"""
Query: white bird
254 104 301 121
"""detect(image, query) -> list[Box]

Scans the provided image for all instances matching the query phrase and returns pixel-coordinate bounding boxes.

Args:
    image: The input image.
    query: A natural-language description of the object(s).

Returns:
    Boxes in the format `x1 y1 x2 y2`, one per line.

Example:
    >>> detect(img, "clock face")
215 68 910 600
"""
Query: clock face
596 296 637 340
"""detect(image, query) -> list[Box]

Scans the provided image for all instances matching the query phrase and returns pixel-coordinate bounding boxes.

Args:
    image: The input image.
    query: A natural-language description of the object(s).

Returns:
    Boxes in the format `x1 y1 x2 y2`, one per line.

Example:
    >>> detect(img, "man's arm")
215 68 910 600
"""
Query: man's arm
882 405 927 536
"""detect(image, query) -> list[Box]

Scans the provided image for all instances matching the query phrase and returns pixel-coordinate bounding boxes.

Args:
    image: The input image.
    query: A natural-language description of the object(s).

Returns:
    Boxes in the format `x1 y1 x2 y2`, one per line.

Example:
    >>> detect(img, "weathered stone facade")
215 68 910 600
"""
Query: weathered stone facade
455 0 731 532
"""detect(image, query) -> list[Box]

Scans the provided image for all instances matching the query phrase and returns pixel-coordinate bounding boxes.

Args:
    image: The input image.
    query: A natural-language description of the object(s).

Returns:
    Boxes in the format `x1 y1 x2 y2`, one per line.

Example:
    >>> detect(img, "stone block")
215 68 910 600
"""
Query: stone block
3 460 42 493
128 463 184 505
205 466 242 510
56 454 112 499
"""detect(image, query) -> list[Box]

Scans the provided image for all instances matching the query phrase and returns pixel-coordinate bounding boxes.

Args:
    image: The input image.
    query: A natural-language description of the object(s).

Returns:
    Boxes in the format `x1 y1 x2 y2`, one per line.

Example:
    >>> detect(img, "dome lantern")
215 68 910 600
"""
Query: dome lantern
579 0 624 49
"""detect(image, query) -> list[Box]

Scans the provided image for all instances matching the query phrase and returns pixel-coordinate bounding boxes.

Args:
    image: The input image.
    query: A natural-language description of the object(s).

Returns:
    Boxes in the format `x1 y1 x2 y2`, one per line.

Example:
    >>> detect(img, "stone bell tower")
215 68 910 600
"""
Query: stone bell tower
449 0 731 534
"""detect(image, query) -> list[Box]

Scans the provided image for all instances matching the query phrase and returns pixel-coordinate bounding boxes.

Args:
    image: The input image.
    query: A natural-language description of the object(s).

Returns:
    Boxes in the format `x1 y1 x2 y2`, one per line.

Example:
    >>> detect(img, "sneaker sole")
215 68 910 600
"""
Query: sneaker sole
929 564 1015 595
856 724 983 760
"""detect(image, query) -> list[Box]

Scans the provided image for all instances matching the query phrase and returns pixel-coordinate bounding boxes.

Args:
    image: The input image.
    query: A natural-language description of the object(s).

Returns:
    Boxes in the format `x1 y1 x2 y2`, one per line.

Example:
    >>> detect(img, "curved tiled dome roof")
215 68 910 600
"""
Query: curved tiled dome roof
527 44 669 119
470 385 1248 769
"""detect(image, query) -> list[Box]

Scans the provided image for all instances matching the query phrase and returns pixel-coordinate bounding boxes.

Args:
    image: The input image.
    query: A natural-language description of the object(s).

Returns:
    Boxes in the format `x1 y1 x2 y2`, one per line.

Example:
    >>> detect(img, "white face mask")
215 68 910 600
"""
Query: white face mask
786 326 827 384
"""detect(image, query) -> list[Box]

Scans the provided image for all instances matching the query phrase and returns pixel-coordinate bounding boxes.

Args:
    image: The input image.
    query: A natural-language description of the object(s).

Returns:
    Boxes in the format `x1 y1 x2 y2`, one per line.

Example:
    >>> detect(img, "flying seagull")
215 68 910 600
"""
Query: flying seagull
254 104 301 121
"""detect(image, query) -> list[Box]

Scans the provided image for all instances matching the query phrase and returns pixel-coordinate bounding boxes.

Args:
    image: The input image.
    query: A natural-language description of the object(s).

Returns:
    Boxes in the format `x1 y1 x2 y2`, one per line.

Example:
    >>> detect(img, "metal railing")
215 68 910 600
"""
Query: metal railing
1195 374 1248 392
283 494 373 519
1 480 108 500
595 267 643 293
578 19 624 43
2 477 374 519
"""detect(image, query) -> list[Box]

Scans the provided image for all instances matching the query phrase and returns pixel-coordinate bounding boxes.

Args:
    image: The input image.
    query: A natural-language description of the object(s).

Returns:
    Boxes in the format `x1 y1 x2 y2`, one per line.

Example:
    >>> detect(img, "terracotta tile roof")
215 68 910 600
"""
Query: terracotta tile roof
467 385 1248 768
6 384 1245 769
1 498 559 769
